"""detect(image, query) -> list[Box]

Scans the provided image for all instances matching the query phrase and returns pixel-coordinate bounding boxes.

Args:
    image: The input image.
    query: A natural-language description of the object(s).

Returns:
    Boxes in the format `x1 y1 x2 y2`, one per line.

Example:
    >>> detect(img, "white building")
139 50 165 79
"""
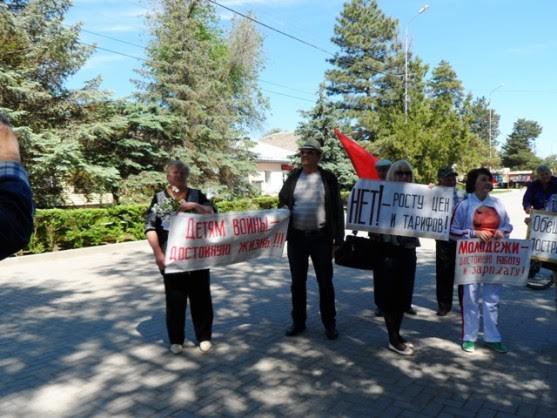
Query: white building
249 132 299 195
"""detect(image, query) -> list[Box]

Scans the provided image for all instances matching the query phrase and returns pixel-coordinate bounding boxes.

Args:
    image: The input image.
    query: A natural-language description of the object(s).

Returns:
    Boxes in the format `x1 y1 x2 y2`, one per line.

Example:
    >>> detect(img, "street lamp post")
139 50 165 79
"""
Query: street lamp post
488 83 504 162
404 4 429 122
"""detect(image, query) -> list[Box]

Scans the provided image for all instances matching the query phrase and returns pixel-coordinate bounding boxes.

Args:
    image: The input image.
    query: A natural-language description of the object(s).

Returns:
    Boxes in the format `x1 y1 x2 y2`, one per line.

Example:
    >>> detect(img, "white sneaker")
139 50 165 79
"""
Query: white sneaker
199 340 212 353
169 344 183 354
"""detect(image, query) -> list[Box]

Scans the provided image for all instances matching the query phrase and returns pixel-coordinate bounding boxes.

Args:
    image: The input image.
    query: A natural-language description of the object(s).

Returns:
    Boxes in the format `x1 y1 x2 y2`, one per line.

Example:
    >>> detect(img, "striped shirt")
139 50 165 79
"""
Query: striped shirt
291 171 326 231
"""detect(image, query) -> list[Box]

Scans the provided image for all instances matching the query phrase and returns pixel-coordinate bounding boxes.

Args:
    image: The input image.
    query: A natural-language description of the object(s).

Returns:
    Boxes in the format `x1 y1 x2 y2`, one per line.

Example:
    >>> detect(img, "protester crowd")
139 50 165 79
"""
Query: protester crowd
2 110 555 358
141 137 556 358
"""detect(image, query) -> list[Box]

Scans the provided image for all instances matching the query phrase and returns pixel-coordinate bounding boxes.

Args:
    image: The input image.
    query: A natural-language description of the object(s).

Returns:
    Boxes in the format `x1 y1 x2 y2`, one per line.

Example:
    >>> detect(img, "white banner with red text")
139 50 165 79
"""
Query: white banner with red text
164 209 289 273
526 210 557 264
454 239 532 285
346 180 454 240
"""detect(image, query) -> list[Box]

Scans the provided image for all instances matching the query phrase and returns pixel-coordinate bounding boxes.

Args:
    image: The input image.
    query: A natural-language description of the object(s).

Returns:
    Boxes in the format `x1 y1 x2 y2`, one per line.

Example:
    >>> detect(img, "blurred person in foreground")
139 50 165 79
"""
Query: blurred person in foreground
373 160 420 355
451 168 512 354
0 114 33 260
145 160 215 354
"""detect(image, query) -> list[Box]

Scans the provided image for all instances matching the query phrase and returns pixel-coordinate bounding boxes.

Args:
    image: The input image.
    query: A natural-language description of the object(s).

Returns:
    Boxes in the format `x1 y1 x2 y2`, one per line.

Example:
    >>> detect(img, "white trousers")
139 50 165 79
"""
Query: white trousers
462 283 502 343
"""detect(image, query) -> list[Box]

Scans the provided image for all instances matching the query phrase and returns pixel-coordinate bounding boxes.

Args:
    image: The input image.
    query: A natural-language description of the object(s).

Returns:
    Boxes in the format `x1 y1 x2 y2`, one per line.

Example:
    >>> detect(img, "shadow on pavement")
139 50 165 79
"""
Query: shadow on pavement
0 247 555 417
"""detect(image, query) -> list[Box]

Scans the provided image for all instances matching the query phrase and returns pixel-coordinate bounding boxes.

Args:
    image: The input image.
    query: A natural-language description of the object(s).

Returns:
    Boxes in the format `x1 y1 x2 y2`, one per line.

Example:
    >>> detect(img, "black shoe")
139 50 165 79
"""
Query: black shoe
436 308 450 316
405 307 418 316
325 326 339 340
285 324 306 337
375 308 384 317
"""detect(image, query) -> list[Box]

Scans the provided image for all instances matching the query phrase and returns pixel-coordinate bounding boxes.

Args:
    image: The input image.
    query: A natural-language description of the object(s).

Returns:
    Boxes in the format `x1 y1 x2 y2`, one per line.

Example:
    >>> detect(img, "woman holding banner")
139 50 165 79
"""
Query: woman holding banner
450 168 513 354
145 160 215 354
374 160 420 356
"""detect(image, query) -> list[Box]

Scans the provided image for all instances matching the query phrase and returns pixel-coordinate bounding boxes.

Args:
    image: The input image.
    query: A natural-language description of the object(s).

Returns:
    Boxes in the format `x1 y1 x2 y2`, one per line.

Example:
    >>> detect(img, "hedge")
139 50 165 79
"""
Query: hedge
26 195 281 254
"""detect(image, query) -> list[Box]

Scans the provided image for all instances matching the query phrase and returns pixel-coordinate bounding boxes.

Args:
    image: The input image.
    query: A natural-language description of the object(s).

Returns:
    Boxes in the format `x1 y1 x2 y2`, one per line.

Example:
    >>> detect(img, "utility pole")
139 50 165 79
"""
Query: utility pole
404 4 429 122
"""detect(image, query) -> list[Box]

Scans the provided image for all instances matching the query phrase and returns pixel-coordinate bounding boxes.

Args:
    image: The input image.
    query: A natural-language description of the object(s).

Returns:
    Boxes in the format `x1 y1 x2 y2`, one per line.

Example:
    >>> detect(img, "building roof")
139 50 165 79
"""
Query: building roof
253 141 295 163
259 131 300 152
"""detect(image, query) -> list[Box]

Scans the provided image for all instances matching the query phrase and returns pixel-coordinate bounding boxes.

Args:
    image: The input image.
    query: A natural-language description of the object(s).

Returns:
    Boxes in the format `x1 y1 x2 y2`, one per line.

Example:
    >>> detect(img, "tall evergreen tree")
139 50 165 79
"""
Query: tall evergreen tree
0 0 98 206
501 118 542 169
428 60 464 111
460 94 500 167
138 0 266 197
325 0 400 142
462 95 500 145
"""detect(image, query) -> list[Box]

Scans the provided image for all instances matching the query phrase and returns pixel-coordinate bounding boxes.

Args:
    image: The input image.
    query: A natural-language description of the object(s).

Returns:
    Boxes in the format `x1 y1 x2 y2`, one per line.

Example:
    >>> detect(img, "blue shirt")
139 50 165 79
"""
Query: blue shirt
522 176 557 211
0 161 34 260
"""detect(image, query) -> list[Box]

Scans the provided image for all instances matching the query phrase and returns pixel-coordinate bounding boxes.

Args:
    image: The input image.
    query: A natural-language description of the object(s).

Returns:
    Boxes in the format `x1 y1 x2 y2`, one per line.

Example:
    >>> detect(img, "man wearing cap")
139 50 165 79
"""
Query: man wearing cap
375 159 391 181
435 166 462 316
278 138 344 340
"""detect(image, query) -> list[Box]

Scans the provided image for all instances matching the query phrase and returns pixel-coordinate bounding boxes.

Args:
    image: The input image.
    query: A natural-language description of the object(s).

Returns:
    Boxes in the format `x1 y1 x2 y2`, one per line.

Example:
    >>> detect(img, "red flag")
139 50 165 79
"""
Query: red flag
334 128 379 179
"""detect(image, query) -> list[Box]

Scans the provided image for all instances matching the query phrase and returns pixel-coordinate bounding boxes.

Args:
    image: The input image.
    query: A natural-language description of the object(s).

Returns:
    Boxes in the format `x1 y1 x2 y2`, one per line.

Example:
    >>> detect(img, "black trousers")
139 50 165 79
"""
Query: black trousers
374 246 416 312
435 240 457 312
374 245 416 344
162 269 213 344
287 230 336 328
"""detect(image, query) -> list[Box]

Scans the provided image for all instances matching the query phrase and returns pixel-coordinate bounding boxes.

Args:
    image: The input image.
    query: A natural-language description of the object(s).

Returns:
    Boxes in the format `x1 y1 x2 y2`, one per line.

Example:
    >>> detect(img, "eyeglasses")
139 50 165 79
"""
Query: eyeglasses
300 149 317 156
395 171 412 176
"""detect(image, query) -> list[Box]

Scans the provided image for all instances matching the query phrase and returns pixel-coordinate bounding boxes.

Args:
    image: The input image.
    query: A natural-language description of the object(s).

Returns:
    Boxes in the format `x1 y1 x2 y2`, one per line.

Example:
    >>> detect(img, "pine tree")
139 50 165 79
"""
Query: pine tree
325 0 400 142
1 0 97 206
501 119 542 169
138 0 266 197
428 60 464 111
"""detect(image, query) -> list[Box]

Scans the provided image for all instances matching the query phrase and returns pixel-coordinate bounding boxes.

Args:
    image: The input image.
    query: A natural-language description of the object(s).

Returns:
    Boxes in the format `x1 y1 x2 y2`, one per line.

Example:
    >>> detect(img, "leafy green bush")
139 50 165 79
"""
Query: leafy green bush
26 196 281 254
28 205 147 254
214 195 278 212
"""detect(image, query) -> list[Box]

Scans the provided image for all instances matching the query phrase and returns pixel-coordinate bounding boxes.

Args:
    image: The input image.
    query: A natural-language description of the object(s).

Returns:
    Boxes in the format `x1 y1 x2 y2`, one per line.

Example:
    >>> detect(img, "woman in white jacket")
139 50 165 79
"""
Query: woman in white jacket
450 168 512 354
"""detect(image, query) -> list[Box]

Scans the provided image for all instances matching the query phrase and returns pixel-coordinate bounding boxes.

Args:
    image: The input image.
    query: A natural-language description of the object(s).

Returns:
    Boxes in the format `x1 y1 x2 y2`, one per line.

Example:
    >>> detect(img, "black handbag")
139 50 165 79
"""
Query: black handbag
334 234 377 270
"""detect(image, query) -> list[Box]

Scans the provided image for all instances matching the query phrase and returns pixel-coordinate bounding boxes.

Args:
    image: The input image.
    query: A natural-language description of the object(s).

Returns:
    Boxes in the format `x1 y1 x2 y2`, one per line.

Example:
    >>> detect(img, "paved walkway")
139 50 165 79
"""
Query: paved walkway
0 189 555 418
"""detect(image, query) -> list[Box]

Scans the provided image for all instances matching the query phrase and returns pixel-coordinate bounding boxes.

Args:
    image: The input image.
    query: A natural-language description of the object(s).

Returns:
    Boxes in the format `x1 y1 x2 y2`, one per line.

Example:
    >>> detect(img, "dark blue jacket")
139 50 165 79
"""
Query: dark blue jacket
522 176 557 211
0 162 33 260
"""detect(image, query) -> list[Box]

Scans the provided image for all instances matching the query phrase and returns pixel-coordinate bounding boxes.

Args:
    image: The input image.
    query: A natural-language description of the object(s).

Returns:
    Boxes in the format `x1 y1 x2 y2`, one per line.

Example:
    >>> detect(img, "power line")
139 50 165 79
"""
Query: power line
261 88 315 103
81 29 146 49
260 80 315 97
206 0 334 57
208 0 404 77
80 40 319 98
78 36 320 98
79 41 147 62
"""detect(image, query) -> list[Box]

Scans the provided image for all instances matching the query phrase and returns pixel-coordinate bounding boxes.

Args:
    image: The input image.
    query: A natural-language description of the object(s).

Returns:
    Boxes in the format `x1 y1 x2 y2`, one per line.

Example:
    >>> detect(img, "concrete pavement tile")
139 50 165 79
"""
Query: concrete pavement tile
516 402 538 417
381 405 403 417
442 398 465 408
535 406 557 418
393 399 423 412
420 400 444 417
399 412 431 418
441 405 477 417
476 408 498 418
462 397 484 413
